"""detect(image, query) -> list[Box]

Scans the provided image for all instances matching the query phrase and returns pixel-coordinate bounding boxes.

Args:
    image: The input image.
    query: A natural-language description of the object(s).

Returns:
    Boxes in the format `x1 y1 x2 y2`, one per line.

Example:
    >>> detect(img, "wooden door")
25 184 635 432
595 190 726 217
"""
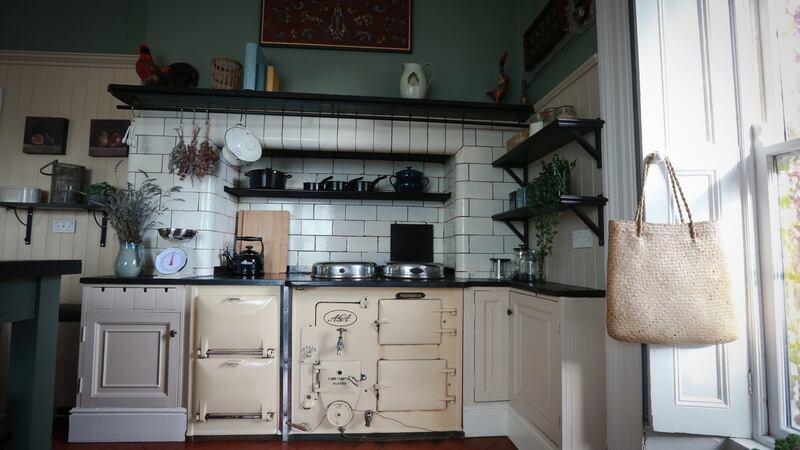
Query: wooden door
80 310 180 408
509 291 561 445
474 290 510 402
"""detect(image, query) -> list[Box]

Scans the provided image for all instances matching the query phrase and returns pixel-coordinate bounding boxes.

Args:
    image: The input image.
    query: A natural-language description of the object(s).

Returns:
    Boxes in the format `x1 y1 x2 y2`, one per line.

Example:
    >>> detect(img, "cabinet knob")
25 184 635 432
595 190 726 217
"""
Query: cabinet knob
169 330 178 338
507 309 513 316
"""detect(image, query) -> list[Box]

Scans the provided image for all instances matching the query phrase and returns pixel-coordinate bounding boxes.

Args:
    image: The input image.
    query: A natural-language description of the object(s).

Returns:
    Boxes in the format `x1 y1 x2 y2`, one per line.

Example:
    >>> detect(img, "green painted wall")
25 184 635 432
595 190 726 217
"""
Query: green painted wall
0 0 146 55
515 0 598 104
0 0 596 104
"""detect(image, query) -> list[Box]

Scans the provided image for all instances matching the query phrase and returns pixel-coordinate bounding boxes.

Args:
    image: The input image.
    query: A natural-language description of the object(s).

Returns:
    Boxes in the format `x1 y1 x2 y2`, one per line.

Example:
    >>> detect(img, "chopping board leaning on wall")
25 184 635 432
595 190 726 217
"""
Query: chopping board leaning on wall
235 211 290 274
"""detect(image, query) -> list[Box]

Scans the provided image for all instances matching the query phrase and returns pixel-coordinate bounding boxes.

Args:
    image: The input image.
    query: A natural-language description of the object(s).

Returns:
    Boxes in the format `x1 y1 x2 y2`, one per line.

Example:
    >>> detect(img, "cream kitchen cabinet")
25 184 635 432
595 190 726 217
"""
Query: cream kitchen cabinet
69 285 189 443
466 288 606 449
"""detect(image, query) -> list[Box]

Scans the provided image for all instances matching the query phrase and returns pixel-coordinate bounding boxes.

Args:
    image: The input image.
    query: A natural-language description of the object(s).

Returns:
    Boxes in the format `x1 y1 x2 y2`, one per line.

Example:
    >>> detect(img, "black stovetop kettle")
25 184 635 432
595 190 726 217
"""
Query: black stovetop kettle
222 236 265 276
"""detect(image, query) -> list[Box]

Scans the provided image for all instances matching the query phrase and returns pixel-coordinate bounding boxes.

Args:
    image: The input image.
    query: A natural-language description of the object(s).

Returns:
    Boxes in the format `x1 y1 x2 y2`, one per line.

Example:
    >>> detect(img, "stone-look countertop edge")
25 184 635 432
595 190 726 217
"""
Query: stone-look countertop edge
79 275 605 298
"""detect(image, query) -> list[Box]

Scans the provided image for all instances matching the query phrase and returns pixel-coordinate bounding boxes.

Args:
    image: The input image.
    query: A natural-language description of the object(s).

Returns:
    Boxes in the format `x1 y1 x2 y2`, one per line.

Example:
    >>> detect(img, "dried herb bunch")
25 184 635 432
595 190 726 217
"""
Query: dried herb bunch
94 167 181 244
168 121 218 180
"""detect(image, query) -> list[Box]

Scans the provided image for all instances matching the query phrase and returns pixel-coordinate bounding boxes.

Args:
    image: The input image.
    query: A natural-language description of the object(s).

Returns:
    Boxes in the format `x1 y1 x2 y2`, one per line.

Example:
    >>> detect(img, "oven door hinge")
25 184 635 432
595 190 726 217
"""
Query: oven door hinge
80 326 86 343
76 377 82 394
435 328 458 336
441 367 457 376
434 308 458 316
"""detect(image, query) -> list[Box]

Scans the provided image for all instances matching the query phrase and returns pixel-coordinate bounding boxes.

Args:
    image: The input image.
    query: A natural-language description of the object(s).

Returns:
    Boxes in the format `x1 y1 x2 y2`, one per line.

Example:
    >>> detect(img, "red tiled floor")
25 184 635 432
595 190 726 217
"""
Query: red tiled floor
51 421 517 450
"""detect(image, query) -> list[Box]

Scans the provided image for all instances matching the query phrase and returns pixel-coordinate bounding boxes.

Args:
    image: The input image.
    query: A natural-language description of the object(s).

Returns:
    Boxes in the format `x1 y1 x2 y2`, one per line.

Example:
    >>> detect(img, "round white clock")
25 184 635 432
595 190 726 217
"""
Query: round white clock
155 247 187 275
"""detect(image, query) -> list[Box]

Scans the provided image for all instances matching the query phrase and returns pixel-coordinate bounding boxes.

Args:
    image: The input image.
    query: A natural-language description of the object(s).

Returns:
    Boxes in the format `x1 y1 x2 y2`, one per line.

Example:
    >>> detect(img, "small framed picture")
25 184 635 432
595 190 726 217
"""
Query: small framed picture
88 119 129 157
23 117 69 155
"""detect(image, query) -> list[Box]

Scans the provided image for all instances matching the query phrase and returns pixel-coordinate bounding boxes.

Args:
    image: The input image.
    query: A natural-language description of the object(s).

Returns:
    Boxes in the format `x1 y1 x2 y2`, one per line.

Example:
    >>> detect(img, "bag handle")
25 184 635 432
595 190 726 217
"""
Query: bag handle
635 153 695 239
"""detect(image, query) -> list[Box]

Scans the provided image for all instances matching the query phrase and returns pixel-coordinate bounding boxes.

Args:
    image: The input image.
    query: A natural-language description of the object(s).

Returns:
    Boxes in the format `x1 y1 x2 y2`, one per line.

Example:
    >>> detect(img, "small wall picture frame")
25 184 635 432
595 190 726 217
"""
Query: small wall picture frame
23 116 69 155
88 119 129 157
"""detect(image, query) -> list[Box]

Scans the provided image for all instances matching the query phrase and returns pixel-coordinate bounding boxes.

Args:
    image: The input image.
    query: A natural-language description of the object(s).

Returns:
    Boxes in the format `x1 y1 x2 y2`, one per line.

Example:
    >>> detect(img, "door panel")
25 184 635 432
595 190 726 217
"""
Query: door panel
377 359 451 411
474 290 510 402
193 358 278 426
377 299 444 345
509 291 561 446
195 294 278 356
635 0 752 437
81 311 179 408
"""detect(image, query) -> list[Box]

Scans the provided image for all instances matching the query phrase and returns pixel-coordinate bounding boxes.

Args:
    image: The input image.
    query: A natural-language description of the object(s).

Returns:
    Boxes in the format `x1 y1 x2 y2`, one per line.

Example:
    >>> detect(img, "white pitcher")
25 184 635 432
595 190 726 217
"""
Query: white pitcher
400 63 435 99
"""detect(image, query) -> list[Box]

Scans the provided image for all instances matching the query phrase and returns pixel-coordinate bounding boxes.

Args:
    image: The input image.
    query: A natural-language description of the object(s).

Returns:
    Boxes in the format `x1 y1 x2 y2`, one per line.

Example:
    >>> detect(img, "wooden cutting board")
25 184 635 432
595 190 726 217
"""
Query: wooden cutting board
235 210 290 274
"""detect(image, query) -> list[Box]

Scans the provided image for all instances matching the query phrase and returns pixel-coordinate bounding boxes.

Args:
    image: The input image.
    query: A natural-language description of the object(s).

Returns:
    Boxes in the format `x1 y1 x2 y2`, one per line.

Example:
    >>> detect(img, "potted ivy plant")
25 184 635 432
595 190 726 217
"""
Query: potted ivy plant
85 182 114 208
527 154 576 281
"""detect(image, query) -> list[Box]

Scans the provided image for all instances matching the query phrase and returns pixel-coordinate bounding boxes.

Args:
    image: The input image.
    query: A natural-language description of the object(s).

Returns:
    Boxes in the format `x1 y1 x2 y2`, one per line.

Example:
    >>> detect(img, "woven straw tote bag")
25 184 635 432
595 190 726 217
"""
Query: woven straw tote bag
606 153 737 344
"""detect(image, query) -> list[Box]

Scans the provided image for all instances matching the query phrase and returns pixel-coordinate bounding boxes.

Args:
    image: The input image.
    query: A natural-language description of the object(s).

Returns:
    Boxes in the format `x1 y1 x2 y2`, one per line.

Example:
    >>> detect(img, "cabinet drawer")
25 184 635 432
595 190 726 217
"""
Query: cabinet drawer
193 358 278 422
195 294 279 356
155 287 178 310
377 359 452 412
134 288 156 310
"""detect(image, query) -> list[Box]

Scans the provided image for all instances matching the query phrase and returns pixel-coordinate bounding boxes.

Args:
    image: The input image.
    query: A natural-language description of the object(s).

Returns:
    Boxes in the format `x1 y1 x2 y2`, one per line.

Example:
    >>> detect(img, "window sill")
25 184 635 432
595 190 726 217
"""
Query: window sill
728 437 772 450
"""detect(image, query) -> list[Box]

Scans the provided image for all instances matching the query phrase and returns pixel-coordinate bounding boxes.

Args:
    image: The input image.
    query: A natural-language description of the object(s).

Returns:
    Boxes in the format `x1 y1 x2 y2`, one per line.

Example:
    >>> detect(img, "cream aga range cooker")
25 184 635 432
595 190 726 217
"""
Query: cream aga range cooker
289 262 463 437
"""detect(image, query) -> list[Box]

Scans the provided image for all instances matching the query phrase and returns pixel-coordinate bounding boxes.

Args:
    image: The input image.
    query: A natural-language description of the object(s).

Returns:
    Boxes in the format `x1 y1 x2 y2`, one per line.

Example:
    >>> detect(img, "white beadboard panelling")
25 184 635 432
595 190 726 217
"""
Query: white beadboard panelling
0 56 138 303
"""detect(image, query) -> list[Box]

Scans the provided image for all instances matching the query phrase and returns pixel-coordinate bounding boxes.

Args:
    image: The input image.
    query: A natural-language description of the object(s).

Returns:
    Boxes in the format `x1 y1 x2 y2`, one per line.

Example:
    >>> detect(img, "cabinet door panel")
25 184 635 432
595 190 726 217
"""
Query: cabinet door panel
81 311 180 408
474 290 510 402
510 291 561 446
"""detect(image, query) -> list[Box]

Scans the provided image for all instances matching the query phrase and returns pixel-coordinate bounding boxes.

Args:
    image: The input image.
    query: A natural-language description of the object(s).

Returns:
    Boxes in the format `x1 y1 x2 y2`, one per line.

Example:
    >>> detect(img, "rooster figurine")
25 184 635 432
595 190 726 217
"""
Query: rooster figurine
486 51 510 104
136 45 199 88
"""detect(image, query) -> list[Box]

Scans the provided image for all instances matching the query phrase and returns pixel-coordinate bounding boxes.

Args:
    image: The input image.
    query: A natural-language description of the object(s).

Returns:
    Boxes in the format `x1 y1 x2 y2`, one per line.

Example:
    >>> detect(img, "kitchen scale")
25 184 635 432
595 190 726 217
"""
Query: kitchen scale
155 228 197 276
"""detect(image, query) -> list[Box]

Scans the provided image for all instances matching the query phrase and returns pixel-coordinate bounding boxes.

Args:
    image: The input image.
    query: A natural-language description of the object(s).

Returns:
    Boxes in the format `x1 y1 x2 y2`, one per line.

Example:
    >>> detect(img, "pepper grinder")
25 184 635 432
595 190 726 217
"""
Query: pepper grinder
490 258 510 280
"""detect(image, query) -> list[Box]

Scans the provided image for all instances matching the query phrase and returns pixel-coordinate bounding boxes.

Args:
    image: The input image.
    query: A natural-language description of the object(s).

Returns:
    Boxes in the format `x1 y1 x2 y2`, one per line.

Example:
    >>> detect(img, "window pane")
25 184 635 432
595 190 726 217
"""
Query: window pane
777 150 800 429
777 0 800 139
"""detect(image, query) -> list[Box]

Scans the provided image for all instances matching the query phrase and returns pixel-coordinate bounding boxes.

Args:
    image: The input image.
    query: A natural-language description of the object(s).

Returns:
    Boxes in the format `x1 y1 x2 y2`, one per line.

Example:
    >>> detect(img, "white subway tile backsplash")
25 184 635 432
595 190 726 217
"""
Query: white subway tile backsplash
378 237 391 252
376 206 407 221
355 119 374 152
469 164 504 182
282 116 302 149
462 128 476 146
316 236 347 251
289 235 315 251
391 121 410 152
303 158 333 174
469 235 504 254
334 159 364 174
282 204 314 220
301 220 332 235
476 129 503 147
345 205 376 221
332 220 364 236
365 160 394 175
347 237 377 252
290 219 302 234
364 221 390 236
298 251 331 265
408 207 438 222
427 123 446 153
457 146 493 164
337 118 356 150
314 205 346 220
493 182 518 200
134 117 165 136
455 217 494 235
445 124 463 152
469 199 503 217
373 120 392 152
248 203 282 211
319 118 338 151
456 181 493 199
136 135 176 155
410 122 428 153
264 115 283 149
300 117 320 150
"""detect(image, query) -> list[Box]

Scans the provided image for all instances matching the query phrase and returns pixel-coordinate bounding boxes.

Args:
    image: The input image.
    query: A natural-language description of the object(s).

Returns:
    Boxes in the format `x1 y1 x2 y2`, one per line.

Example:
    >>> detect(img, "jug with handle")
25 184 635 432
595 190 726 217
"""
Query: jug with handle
400 63 435 99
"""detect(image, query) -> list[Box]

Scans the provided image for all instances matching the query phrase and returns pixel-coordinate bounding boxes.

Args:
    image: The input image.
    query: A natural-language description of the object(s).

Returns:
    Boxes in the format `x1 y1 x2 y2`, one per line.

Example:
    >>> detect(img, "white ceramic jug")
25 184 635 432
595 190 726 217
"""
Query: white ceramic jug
400 63 435 99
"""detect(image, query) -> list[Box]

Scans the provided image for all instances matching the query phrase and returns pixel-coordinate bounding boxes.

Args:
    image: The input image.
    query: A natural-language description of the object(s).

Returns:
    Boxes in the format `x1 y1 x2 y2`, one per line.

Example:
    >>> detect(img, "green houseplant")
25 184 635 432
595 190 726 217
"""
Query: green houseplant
92 167 179 278
527 155 576 281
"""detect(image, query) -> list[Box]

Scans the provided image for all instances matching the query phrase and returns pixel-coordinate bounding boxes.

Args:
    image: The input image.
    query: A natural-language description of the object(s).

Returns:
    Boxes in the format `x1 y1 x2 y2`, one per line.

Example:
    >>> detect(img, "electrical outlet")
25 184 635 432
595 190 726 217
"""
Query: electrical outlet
53 219 76 234
572 229 593 248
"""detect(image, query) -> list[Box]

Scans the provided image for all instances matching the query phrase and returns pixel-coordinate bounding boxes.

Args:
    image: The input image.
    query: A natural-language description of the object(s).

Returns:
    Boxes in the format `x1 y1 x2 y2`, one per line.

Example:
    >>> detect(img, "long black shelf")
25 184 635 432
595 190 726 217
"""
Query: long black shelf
492 195 608 245
493 118 604 171
265 149 450 164
1 202 108 246
108 84 533 128
224 187 451 202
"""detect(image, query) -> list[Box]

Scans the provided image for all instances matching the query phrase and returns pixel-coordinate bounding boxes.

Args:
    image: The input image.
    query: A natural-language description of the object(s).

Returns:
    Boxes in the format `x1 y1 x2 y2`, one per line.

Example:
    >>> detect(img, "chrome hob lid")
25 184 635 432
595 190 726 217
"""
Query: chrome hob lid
381 262 445 279
311 262 377 279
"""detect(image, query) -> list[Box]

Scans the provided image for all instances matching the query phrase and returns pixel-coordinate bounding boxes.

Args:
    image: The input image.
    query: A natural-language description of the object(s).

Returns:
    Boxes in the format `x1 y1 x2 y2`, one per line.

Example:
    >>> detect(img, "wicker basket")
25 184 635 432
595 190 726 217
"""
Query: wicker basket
211 57 243 90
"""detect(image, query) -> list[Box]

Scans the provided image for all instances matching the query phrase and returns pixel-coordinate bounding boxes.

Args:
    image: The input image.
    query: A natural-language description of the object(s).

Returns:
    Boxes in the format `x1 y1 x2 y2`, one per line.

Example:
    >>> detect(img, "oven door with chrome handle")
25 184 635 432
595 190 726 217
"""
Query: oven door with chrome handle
194 294 278 358
193 358 278 425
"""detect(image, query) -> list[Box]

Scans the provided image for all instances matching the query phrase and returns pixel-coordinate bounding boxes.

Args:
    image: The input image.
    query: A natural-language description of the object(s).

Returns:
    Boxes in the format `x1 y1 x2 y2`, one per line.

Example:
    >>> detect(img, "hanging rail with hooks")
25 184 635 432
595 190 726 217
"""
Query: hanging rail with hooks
107 84 533 128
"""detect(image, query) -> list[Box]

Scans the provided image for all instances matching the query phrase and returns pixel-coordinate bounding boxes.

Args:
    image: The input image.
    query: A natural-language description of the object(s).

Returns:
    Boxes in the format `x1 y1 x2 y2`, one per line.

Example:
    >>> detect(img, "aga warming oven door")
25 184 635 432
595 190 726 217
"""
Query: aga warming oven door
188 286 281 436
290 288 462 437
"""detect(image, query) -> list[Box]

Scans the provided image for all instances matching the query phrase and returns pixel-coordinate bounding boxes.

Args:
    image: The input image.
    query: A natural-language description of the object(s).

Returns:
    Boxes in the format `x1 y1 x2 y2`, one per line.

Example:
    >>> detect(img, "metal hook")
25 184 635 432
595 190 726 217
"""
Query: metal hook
239 109 245 125
179 108 184 124
130 106 136 121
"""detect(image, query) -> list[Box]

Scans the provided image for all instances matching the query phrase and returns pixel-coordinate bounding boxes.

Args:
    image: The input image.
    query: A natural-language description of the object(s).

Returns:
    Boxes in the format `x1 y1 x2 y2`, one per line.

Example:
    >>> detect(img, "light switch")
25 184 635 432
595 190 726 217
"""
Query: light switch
53 219 76 234
572 229 593 248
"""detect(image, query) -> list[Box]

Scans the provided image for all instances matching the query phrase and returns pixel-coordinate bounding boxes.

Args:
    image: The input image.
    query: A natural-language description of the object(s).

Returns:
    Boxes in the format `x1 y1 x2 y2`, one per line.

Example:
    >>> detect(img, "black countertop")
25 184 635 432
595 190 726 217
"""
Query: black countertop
79 273 605 298
1 260 82 279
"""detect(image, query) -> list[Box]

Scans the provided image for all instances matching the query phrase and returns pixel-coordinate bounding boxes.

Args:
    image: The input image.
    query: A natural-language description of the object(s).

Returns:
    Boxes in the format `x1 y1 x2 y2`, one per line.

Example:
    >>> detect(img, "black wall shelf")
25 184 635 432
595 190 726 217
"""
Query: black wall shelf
493 118 604 170
1 202 108 246
264 149 450 164
224 187 451 202
493 195 608 245
108 84 532 128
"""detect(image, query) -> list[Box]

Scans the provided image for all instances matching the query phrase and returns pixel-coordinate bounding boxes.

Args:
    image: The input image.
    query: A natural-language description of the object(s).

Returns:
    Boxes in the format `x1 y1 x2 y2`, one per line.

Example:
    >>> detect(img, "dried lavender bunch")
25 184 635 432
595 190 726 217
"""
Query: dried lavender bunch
94 168 181 243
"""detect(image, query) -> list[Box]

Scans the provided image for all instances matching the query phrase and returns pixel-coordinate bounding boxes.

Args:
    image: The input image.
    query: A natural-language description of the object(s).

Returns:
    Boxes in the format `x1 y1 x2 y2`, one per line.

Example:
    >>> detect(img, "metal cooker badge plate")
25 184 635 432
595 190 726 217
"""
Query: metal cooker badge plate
323 309 358 327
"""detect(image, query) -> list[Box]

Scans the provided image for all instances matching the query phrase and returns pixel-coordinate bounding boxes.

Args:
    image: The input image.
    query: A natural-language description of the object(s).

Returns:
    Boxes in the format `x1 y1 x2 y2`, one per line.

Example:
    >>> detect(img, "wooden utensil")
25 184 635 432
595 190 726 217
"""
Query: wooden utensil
235 210 289 273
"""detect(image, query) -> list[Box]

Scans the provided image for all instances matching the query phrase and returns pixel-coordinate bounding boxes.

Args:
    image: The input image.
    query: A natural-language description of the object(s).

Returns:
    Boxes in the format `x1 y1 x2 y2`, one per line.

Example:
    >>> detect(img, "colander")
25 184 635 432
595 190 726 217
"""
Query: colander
224 123 261 163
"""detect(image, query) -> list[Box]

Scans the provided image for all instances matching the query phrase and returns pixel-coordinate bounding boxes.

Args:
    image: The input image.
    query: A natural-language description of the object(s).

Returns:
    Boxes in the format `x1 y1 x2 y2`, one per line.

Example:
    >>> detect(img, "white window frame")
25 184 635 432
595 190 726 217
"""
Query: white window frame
755 136 800 440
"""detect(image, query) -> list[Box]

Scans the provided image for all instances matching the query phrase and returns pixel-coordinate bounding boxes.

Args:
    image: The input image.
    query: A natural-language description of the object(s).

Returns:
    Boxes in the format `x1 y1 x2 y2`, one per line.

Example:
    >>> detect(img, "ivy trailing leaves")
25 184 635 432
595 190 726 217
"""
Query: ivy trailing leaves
527 154 576 281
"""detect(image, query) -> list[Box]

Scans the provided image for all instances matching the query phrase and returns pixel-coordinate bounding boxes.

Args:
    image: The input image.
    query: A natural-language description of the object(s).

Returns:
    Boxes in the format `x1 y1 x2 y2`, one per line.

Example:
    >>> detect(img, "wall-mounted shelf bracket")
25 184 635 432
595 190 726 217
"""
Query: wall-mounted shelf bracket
502 219 529 246
504 168 525 187
567 128 602 168
564 197 606 245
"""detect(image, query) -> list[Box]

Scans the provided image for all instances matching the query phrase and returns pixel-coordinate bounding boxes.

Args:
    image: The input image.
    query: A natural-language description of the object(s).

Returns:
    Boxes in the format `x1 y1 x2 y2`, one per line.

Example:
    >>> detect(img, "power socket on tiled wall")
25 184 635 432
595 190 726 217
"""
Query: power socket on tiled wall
128 111 520 277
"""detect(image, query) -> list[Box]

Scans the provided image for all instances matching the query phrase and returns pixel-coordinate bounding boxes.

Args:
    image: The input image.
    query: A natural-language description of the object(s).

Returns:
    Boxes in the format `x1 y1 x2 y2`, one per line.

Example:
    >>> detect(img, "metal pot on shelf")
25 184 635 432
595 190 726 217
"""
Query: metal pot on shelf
389 167 429 193
349 175 387 192
243 168 292 189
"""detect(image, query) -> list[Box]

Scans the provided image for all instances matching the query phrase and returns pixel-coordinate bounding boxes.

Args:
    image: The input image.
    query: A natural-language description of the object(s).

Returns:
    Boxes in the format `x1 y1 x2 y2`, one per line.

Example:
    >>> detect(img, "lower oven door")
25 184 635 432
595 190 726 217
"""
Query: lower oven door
193 358 278 422
376 359 452 412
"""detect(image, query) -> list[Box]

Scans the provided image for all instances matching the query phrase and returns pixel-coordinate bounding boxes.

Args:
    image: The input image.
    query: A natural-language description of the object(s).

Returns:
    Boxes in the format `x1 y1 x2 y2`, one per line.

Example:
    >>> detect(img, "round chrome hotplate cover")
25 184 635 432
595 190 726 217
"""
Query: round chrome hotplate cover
381 262 445 279
311 262 377 279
